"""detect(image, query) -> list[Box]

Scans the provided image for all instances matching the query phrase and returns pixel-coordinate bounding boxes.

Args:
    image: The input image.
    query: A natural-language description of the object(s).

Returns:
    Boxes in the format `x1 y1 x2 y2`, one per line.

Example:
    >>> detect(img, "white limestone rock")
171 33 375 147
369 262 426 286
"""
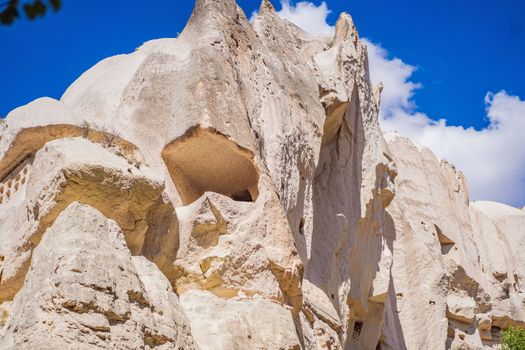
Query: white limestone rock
382 133 525 350
0 202 195 349
0 0 523 349
180 289 300 349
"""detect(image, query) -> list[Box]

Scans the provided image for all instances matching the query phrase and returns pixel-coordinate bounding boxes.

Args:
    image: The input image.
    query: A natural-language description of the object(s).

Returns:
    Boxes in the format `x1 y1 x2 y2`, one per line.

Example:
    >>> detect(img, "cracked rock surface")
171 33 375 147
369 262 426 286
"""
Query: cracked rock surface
0 0 523 349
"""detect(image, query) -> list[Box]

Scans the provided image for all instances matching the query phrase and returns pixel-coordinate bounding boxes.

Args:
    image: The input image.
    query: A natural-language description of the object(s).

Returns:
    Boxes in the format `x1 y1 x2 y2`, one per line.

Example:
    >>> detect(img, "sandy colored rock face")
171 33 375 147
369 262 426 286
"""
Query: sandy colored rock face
162 127 260 205
0 202 195 349
180 290 300 350
381 133 525 350
0 0 523 349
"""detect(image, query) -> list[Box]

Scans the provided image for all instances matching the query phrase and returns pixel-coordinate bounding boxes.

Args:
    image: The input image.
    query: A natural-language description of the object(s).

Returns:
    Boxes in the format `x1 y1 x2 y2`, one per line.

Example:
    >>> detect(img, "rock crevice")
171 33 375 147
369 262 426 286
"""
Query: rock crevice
0 1 523 349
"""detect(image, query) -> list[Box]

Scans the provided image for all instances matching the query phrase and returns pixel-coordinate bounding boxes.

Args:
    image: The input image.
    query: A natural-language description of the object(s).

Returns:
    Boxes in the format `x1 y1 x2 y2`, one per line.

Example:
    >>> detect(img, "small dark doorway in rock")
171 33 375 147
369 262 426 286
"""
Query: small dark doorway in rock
299 217 305 236
353 321 363 339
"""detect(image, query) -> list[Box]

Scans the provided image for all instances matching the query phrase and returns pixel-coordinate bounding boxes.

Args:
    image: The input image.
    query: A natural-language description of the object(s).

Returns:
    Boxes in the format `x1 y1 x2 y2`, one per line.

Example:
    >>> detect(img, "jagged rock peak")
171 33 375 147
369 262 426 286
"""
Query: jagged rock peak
259 0 276 14
0 0 523 349
193 0 238 13
334 12 359 47
374 81 384 107
187 0 245 32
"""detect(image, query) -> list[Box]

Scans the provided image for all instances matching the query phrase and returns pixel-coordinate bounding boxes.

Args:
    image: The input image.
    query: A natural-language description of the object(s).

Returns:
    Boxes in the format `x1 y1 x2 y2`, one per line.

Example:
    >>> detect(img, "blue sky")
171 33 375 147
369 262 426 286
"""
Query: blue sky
1 0 524 206
2 0 523 127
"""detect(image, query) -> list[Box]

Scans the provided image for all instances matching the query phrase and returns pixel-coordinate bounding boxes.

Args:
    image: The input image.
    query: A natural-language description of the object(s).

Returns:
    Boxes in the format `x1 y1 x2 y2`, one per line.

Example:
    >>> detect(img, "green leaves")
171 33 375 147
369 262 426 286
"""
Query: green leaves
502 326 525 350
1 0 62 25
0 1 20 25
23 1 46 20
48 0 60 11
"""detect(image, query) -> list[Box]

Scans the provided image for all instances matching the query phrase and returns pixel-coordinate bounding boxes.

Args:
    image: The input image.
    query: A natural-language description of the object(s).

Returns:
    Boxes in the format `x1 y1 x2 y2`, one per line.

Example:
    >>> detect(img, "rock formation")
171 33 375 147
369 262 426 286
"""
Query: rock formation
0 0 523 349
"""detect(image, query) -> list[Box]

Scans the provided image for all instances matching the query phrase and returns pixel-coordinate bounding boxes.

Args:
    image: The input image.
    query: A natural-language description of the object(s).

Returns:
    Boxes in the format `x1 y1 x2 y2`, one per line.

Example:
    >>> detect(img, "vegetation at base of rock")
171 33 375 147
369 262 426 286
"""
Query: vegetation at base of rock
1 0 524 348
502 326 525 350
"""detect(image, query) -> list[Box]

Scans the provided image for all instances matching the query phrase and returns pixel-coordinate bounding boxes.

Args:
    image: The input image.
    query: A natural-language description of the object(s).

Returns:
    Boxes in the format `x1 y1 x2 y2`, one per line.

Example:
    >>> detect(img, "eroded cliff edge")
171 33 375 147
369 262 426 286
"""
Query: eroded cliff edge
0 0 523 349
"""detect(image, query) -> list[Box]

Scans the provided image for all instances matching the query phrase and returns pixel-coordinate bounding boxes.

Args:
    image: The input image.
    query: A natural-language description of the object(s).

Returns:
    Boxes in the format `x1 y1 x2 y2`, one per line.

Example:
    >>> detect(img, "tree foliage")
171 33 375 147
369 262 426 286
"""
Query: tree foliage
0 0 61 25
502 326 525 350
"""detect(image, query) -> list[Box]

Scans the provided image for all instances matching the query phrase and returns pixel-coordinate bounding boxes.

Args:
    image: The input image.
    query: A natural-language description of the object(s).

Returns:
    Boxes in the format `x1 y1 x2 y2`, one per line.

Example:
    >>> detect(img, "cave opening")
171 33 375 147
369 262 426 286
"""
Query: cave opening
353 321 363 339
435 224 455 255
299 217 305 236
162 127 259 206
231 189 253 202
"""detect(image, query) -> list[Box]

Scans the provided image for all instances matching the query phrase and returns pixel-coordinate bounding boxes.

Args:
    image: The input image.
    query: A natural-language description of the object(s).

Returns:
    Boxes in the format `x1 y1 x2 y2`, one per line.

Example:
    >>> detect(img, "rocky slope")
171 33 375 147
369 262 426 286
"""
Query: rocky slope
0 0 523 349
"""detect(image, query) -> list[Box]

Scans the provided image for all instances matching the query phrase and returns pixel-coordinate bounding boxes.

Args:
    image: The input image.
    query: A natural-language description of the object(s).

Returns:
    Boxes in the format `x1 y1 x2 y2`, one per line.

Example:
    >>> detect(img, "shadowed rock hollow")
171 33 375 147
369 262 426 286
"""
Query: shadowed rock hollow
162 127 259 205
0 0 523 349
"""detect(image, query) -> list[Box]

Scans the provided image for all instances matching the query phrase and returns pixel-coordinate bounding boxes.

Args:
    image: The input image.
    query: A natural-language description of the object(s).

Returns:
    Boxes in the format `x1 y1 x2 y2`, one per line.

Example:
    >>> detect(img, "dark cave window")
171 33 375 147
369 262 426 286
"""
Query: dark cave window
353 321 363 339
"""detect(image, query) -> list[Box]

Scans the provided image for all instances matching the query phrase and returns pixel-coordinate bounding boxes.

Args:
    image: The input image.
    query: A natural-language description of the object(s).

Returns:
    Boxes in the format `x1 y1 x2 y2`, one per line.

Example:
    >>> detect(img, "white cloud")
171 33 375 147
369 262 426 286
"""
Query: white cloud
251 1 334 36
252 1 525 207
366 39 525 207
363 39 421 117
408 92 525 207
276 1 334 35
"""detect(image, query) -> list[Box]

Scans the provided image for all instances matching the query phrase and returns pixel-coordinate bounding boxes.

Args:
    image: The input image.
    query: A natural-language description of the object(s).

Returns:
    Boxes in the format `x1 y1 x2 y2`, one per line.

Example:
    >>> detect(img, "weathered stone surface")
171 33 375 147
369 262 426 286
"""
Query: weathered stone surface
381 133 525 350
0 138 165 303
180 289 300 349
0 0 523 349
0 202 195 349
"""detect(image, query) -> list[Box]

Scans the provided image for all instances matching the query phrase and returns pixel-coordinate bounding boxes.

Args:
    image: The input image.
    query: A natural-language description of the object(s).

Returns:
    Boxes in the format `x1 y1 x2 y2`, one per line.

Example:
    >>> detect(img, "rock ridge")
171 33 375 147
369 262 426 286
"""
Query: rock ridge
0 1 523 349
